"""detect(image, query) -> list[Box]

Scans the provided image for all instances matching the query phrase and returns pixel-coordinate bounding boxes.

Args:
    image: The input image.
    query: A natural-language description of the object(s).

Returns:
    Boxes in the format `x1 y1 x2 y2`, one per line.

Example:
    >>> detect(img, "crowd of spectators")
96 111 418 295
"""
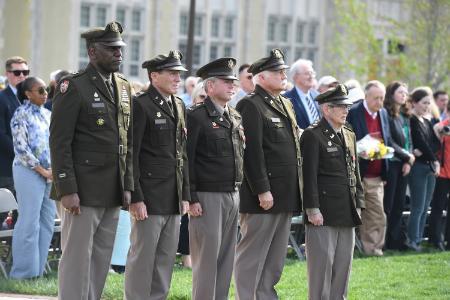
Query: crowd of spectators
0 54 449 280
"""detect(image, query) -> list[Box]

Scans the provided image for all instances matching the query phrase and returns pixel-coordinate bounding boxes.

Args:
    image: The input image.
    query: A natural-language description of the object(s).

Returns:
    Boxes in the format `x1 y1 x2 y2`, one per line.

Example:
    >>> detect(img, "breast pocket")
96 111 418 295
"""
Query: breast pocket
266 120 288 142
150 119 172 146
206 129 232 157
87 103 109 131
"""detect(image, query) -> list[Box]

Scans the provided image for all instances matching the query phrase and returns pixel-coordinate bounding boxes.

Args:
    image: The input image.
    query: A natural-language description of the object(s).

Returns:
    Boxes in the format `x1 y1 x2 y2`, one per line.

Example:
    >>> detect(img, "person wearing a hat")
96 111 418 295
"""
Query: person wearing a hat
234 49 302 299
50 21 133 300
186 57 244 300
301 84 364 299
123 50 190 300
317 75 339 94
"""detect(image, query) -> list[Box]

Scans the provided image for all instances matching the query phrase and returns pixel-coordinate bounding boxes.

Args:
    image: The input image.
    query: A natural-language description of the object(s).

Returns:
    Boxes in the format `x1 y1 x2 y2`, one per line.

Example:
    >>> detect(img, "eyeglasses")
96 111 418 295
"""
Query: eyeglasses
300 71 316 77
30 86 48 95
7 69 30 76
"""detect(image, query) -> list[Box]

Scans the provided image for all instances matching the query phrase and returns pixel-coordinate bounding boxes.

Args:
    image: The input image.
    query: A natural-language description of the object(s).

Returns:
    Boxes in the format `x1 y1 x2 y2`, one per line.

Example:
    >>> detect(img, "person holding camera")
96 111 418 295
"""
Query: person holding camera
430 100 450 251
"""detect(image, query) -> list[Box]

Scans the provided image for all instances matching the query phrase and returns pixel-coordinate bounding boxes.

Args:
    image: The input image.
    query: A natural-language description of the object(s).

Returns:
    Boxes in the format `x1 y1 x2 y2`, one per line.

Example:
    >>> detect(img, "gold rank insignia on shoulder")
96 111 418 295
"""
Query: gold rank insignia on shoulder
96 118 105 126
228 59 235 69
157 112 162 118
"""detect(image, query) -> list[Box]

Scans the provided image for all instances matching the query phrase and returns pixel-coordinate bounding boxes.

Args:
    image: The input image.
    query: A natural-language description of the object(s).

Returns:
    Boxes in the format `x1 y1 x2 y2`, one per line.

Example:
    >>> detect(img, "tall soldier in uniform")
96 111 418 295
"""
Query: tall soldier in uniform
124 51 190 300
50 22 133 300
234 49 303 299
301 84 365 300
187 57 244 300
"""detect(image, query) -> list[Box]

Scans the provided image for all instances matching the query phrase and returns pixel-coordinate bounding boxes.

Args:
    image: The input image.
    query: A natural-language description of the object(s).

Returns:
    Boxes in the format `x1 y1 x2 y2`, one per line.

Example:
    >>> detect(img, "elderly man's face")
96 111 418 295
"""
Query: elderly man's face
294 64 316 91
365 86 385 112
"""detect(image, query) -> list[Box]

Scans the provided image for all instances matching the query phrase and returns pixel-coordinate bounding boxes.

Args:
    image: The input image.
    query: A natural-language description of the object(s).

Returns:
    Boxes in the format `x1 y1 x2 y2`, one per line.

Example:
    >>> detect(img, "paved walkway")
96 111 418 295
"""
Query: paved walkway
0 294 56 300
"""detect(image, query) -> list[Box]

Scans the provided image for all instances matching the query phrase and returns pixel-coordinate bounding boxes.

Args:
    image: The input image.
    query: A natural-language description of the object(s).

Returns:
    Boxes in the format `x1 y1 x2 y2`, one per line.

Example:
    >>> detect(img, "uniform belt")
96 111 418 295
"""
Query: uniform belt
73 143 126 155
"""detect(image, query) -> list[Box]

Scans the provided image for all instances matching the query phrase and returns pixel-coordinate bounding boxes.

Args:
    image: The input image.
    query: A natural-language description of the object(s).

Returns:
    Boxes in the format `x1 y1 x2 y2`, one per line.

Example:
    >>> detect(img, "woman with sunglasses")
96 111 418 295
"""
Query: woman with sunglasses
9 77 56 279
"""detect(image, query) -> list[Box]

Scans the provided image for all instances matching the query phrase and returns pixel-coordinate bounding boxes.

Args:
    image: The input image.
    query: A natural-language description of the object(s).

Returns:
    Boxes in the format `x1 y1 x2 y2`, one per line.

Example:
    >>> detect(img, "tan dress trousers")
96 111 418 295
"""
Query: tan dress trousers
124 214 180 300
189 191 239 300
360 177 386 255
305 225 355 300
58 205 120 300
234 213 292 300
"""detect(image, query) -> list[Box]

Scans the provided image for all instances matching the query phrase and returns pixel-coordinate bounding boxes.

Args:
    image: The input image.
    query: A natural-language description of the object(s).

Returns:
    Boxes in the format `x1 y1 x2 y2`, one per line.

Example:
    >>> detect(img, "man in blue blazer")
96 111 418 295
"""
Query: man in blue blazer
284 59 320 129
347 80 391 256
0 56 29 223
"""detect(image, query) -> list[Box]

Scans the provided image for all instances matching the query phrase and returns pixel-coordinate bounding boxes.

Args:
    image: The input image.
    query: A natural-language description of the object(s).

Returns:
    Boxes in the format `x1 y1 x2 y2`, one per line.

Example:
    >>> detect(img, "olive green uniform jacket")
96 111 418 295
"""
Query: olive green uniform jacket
50 64 133 207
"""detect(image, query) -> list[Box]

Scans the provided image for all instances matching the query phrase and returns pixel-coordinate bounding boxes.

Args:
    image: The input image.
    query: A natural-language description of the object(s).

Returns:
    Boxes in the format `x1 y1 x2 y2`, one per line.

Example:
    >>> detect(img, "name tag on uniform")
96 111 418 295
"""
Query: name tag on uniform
271 117 281 123
327 147 338 152
155 119 167 125
91 102 105 108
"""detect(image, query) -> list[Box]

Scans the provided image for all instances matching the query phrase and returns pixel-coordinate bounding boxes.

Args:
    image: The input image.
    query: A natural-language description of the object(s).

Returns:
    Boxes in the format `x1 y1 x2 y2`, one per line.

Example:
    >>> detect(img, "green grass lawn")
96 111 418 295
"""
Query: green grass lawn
1 250 449 299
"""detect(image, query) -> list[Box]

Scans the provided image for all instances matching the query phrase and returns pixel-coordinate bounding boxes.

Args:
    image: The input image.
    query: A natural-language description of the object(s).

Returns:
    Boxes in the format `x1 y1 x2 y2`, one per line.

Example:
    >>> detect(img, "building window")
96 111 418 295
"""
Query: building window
280 21 289 43
194 15 203 37
224 17 234 38
132 10 141 31
96 6 107 27
80 5 90 27
296 22 305 43
211 16 220 37
308 23 317 44
178 43 187 60
267 18 276 42
180 14 188 35
224 45 232 57
193 45 202 65
210 45 218 60
295 48 304 59
130 40 140 61
116 8 126 27
129 65 139 77
307 49 315 64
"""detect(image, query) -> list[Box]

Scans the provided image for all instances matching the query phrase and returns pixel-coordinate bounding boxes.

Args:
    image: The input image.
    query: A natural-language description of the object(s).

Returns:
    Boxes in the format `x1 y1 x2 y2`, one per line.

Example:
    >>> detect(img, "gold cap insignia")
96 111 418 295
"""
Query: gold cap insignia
172 50 181 60
228 59 235 69
273 49 283 59
96 118 105 126
110 22 120 32
340 84 347 95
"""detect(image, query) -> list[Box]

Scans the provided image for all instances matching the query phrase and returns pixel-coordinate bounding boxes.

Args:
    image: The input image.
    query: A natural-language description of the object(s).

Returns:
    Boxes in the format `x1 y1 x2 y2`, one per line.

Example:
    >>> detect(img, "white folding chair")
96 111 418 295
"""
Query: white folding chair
0 188 18 278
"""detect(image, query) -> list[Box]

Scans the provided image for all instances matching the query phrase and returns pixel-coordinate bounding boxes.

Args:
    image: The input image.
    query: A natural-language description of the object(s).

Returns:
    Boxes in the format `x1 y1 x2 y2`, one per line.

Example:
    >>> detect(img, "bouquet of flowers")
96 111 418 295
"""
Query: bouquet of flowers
356 133 394 160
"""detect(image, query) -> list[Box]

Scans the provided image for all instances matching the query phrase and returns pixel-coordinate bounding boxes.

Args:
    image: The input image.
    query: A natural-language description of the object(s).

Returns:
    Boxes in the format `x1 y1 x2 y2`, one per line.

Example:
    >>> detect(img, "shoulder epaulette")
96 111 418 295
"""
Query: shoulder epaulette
344 123 354 132
68 70 85 79
115 72 128 81
188 102 205 111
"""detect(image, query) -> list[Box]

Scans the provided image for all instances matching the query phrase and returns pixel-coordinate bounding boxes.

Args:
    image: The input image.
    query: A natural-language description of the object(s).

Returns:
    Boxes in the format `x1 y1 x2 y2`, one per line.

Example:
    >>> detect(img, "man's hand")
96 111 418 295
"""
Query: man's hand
129 201 148 221
122 190 131 209
308 212 324 226
258 191 274 210
181 201 189 215
402 163 411 176
189 202 203 217
434 161 441 177
61 193 81 215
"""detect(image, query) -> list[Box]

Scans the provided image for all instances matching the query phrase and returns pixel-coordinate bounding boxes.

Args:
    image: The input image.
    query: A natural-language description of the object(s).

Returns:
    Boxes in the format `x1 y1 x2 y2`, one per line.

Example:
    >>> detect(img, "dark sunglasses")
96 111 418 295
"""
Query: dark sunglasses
198 95 207 99
30 86 48 95
8 69 30 76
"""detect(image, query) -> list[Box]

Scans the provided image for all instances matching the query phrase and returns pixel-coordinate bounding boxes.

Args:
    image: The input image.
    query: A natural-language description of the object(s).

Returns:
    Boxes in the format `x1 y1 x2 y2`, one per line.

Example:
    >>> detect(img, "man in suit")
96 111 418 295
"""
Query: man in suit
301 84 365 300
187 57 244 300
124 50 190 300
284 58 320 129
0 56 29 224
50 21 133 300
0 56 29 190
347 80 391 256
234 49 303 299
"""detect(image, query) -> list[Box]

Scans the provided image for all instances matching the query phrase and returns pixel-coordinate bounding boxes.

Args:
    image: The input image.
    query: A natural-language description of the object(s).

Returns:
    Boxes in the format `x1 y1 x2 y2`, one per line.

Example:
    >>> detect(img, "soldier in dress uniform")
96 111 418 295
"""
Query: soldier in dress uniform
124 50 190 300
234 49 303 299
187 57 244 300
50 21 133 300
301 84 365 300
